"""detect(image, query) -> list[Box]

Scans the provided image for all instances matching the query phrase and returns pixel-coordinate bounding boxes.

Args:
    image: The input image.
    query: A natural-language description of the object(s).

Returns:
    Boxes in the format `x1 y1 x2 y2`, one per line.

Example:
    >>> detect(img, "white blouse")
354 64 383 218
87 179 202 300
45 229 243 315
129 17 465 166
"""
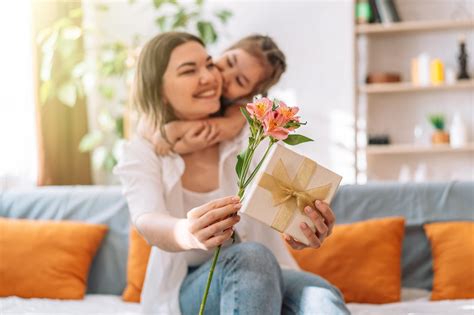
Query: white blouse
114 128 300 315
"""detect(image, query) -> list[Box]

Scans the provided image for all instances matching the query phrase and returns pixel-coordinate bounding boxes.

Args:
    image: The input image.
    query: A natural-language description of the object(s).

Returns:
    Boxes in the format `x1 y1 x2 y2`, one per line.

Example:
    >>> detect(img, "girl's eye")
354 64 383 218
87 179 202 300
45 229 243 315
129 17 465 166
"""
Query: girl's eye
236 76 244 88
207 63 215 69
226 56 233 68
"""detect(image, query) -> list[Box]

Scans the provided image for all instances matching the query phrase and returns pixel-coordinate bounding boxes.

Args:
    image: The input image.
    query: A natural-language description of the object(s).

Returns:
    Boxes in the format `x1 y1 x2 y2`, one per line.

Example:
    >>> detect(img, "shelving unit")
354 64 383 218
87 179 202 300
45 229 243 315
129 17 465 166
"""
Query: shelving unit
366 143 474 155
359 79 474 94
356 19 474 35
353 2 474 183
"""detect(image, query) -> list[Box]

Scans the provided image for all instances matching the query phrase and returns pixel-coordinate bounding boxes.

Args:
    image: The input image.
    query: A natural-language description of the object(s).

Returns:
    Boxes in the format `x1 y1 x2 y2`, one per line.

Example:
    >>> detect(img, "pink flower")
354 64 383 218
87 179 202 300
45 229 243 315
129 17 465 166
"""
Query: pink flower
276 101 300 131
246 98 273 121
262 110 290 140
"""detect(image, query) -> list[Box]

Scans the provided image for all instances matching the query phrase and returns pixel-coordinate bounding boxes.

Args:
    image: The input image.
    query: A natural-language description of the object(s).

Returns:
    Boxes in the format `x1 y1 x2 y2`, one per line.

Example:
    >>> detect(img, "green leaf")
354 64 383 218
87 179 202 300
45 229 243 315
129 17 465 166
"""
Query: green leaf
57 82 77 107
72 62 86 78
68 8 83 19
283 134 313 146
196 21 217 44
95 3 109 11
153 0 166 9
79 131 103 152
196 0 204 6
98 85 115 100
62 25 82 40
39 81 52 105
155 16 168 31
103 152 118 171
215 9 232 23
172 9 189 29
115 117 125 138
240 106 252 124
235 149 247 178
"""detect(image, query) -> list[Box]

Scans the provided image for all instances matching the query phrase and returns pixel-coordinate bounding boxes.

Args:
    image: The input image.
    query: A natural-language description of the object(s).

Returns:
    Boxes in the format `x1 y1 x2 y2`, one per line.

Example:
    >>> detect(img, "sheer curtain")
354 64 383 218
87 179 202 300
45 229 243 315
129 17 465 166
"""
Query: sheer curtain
0 1 37 190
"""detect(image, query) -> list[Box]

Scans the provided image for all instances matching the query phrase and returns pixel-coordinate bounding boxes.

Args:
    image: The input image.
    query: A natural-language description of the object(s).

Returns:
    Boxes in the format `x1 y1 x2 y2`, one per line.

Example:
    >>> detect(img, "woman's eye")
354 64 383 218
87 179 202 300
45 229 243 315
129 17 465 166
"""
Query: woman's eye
180 69 195 75
206 63 215 69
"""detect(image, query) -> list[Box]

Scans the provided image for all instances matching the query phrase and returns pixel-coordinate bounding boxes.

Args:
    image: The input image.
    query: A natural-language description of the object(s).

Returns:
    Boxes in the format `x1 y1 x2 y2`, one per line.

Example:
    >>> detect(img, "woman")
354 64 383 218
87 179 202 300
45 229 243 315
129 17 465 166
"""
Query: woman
115 32 349 314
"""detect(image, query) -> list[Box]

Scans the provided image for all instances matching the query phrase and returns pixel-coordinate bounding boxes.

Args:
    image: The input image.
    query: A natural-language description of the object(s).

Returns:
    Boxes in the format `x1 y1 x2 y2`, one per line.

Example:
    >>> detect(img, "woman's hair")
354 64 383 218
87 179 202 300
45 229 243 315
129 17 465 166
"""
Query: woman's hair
226 34 287 99
132 32 204 129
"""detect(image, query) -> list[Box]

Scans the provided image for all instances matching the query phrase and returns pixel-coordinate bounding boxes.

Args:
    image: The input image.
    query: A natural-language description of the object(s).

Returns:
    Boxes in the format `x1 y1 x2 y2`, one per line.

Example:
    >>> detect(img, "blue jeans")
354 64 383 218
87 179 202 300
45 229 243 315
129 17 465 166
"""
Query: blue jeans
179 242 350 315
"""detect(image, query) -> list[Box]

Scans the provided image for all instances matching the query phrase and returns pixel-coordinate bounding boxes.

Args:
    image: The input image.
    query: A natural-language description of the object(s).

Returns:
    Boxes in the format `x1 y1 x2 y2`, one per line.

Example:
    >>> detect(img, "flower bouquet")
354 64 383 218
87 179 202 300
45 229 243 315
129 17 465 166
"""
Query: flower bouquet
199 96 313 314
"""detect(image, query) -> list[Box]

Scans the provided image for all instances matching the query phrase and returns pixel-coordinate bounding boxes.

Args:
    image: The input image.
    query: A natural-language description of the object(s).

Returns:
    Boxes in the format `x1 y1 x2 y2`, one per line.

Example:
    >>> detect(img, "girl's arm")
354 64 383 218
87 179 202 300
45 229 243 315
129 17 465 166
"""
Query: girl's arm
172 104 246 153
137 104 246 155
137 117 209 155
206 104 247 142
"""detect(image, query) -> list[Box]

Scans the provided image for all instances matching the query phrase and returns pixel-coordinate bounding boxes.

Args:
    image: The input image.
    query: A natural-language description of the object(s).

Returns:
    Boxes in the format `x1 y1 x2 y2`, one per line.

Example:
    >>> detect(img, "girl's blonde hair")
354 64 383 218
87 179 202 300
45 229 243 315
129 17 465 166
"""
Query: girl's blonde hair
131 32 204 129
226 34 287 99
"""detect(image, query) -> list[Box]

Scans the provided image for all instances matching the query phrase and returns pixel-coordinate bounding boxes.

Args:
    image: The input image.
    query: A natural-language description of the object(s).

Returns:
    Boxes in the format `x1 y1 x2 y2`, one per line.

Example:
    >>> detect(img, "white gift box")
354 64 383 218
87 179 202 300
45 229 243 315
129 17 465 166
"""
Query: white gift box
240 143 342 246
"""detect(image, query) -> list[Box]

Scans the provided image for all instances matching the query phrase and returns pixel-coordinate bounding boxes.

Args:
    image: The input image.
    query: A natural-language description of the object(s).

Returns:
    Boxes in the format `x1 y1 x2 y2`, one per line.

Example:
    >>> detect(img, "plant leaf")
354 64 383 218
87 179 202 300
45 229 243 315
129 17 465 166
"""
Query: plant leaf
153 0 166 9
39 81 52 105
98 85 115 100
215 9 232 23
172 9 188 29
283 134 313 146
57 82 77 107
235 149 247 179
155 16 168 31
196 21 217 44
79 131 103 152
240 106 252 124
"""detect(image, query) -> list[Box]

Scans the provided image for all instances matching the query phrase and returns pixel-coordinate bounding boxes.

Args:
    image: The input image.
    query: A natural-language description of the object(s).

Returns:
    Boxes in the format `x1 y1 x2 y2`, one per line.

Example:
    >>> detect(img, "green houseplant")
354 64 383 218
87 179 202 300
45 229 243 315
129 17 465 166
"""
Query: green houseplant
428 114 450 144
37 0 232 177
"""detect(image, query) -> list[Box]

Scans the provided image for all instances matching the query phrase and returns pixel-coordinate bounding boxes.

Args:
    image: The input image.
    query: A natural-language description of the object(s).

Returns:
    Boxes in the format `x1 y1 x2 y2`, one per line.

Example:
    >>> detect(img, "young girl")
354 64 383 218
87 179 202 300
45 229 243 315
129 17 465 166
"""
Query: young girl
137 35 287 155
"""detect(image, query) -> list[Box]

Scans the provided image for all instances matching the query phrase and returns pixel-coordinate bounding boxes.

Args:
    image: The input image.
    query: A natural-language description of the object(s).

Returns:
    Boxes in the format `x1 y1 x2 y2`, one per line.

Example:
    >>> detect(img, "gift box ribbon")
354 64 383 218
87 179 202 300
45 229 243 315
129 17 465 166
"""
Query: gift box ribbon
258 158 332 233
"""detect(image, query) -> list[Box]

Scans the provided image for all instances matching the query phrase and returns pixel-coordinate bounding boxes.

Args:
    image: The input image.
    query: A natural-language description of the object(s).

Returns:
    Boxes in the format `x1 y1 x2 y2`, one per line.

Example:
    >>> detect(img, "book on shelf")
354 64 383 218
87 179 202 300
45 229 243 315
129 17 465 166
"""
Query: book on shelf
368 0 381 23
373 0 401 23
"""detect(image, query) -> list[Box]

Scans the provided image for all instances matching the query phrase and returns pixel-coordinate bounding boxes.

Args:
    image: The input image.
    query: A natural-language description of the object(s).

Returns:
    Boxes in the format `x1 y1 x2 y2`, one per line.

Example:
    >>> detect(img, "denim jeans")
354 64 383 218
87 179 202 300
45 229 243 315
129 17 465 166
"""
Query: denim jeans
179 242 350 315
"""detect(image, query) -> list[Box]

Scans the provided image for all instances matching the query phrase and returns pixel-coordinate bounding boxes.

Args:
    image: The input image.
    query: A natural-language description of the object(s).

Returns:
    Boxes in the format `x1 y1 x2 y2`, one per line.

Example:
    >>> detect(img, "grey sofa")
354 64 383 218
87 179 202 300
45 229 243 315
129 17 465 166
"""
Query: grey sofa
1 181 473 297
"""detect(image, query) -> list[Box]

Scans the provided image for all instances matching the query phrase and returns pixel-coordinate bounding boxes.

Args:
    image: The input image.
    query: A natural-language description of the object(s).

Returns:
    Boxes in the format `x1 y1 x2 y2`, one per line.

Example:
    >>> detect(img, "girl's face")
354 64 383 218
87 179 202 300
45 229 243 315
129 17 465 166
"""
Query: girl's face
162 41 222 120
215 48 265 101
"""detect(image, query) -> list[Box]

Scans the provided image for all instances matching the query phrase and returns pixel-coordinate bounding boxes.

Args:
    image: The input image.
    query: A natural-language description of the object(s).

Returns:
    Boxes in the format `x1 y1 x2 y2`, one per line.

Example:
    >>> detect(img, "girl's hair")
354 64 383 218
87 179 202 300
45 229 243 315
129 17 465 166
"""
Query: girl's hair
226 34 287 99
132 32 204 129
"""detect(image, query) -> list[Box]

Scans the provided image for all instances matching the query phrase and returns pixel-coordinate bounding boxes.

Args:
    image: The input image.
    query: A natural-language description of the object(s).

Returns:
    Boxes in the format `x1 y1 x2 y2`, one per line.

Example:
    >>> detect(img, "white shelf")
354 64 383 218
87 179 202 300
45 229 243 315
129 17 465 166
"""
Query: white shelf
356 19 474 35
366 143 474 155
359 80 474 94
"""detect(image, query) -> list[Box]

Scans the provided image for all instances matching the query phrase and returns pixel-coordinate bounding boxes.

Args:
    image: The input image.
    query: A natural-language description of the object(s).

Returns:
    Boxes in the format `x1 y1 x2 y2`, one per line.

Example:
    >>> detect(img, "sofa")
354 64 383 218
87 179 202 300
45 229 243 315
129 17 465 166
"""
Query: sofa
1 181 473 314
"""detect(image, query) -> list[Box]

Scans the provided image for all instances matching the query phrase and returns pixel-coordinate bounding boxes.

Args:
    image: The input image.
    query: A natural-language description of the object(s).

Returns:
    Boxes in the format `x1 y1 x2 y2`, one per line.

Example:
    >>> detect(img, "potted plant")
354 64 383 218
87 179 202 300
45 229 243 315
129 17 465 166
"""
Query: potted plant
428 114 450 144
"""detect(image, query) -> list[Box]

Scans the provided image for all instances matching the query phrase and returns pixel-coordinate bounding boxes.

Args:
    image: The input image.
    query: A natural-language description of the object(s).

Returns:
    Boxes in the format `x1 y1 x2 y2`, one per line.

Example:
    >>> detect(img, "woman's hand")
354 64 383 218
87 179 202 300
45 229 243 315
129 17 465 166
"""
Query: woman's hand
185 195 241 250
283 200 336 250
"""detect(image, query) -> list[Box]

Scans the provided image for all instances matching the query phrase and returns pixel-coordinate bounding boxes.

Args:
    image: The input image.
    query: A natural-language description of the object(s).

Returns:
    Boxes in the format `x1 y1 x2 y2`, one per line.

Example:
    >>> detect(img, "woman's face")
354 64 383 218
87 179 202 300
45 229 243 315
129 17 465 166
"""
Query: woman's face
162 41 222 120
215 48 266 101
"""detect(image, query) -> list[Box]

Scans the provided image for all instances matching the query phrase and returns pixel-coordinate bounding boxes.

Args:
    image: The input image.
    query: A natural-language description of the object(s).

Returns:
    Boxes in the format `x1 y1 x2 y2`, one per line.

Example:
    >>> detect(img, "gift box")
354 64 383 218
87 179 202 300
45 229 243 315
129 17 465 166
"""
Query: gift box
240 143 342 246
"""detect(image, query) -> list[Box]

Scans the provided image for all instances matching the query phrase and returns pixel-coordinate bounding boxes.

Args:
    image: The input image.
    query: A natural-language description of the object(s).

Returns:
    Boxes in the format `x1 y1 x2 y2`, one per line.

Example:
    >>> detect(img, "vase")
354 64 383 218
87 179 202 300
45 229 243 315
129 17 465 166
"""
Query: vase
431 131 450 144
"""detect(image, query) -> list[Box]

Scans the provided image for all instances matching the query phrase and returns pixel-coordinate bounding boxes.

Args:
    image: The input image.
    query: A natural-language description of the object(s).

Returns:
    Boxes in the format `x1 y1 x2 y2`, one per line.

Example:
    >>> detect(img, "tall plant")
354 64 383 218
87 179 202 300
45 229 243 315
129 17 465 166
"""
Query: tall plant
37 0 233 174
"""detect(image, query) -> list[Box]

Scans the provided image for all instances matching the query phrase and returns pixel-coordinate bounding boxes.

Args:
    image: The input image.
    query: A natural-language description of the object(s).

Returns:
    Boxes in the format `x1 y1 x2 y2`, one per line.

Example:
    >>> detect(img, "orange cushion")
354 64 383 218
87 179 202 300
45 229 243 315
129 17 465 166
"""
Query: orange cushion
424 221 474 300
0 218 107 299
122 227 151 302
288 217 405 304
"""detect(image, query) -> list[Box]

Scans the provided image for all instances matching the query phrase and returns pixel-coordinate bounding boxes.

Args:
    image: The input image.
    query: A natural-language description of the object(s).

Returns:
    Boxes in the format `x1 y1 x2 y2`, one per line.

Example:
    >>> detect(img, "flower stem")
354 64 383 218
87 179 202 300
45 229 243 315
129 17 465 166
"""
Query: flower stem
243 141 275 188
199 187 246 315
198 244 221 315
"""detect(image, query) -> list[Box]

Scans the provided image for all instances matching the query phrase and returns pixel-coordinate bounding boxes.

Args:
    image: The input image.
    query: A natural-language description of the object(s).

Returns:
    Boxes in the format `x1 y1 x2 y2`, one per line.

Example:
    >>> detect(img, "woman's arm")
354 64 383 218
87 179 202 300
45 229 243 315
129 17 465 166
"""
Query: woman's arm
135 196 241 252
114 138 241 253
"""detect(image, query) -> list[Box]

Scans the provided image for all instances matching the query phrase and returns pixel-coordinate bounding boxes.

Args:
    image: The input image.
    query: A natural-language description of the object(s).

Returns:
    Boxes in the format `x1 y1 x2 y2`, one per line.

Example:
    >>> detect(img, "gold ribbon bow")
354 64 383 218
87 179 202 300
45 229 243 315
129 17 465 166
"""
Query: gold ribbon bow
258 158 332 233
